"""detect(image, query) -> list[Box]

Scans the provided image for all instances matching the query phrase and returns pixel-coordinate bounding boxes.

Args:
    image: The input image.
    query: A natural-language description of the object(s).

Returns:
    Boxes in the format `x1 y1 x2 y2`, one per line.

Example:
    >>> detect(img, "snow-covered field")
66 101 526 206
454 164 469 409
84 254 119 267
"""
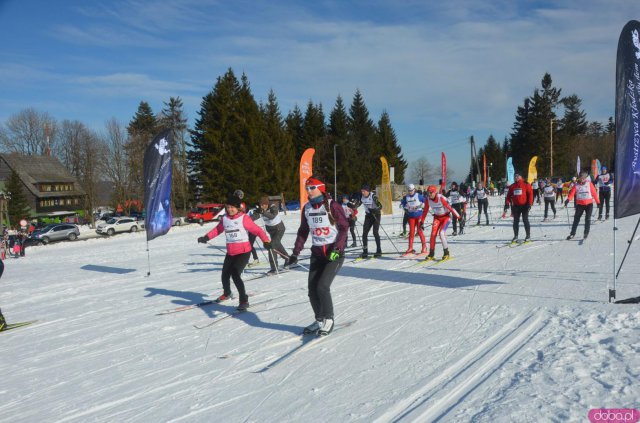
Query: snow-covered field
1 197 638 422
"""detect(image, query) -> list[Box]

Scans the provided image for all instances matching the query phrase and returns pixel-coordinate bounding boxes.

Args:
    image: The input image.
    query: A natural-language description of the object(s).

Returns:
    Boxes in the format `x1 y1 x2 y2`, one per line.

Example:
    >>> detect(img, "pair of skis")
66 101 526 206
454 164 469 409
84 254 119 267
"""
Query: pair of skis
1 320 38 333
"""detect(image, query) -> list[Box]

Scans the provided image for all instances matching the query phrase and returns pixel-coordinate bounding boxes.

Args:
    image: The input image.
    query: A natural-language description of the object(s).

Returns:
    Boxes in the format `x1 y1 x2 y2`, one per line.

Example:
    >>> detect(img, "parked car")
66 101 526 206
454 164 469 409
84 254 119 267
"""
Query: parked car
186 203 225 224
285 200 300 211
172 216 186 226
96 217 143 236
29 223 80 245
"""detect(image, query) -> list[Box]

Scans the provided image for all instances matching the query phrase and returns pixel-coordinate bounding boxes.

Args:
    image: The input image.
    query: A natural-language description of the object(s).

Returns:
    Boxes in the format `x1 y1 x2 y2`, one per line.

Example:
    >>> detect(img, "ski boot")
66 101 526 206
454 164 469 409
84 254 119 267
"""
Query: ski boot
566 234 575 240
442 248 450 260
373 250 383 258
247 259 260 268
360 248 369 259
402 248 415 257
318 318 334 336
0 311 6 331
237 301 250 311
215 293 234 303
350 241 357 248
304 320 322 335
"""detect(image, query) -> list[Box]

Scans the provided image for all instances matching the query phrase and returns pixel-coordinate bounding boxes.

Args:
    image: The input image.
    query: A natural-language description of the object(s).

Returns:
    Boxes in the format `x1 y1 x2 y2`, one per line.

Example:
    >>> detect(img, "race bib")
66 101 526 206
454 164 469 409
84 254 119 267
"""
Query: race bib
223 216 249 244
305 205 338 246
513 189 523 196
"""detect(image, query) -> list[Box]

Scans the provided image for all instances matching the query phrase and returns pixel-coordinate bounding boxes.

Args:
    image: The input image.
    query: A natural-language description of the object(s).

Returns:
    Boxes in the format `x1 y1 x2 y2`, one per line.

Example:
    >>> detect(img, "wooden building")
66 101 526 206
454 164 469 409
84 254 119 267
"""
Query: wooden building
0 153 87 216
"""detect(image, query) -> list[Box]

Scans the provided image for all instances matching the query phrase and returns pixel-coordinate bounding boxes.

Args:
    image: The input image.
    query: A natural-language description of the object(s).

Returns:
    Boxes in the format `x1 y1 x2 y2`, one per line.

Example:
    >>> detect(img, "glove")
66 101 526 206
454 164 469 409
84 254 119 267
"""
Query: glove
328 250 341 261
503 205 509 213
527 205 531 211
263 241 272 249
197 236 208 244
564 200 569 207
286 254 298 267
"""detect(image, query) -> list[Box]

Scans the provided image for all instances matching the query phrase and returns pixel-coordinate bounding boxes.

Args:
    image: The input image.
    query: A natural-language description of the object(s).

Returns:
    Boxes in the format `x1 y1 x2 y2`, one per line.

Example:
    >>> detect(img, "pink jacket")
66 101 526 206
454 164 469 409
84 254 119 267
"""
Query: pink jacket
204 213 270 256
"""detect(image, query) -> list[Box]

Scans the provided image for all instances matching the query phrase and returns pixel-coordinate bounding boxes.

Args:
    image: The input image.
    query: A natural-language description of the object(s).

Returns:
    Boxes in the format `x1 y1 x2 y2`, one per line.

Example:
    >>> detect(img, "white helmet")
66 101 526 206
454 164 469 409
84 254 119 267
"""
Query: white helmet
408 183 415 191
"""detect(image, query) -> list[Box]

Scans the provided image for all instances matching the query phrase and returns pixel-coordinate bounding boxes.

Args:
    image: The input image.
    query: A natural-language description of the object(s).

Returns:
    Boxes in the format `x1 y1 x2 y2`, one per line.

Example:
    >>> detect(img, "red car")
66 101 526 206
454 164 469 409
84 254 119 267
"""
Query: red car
187 203 225 225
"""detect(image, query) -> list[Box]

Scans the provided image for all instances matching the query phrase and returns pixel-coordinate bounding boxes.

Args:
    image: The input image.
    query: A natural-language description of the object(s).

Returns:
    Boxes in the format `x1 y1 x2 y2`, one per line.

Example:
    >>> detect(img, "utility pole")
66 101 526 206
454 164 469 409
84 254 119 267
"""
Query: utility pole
550 119 554 176
469 136 481 182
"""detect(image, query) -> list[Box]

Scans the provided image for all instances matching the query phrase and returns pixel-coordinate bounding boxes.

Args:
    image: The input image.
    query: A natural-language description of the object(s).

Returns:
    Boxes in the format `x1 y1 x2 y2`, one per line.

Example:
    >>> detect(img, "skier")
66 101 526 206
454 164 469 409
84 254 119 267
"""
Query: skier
446 182 465 236
354 184 382 259
541 178 557 221
0 259 5 330
532 179 540 204
400 184 427 256
503 173 533 243
197 194 271 311
474 181 490 225
340 195 358 247
596 165 613 220
419 185 460 260
234 189 260 268
285 176 348 336
255 196 289 275
565 171 600 240
555 178 564 204
400 192 409 237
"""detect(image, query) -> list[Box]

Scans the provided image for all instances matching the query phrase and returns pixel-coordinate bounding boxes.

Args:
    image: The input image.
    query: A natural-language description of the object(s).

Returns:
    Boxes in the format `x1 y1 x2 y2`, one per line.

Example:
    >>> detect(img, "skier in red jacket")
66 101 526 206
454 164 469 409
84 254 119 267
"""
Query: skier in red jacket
504 173 534 243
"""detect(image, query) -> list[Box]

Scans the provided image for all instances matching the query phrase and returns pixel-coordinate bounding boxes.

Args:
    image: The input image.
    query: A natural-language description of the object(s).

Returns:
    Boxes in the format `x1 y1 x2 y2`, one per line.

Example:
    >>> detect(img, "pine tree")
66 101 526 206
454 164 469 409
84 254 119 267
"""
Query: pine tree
6 170 30 227
126 101 158 210
159 97 189 213
260 90 295 198
556 94 588 176
303 101 329 188
377 110 407 185
348 90 379 189
328 96 355 195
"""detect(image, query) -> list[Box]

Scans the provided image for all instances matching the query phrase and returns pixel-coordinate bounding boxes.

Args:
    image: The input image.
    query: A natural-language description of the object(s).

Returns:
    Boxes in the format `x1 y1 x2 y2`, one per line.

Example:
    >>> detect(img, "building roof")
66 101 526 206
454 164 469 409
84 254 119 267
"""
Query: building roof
0 153 87 198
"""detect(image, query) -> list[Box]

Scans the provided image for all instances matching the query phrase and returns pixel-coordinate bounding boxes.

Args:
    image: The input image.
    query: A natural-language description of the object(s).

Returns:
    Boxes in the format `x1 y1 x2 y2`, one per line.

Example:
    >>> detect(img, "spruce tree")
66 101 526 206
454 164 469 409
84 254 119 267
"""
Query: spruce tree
159 97 189 212
328 96 355 194
348 90 379 188
260 90 295 197
303 101 329 188
377 110 407 185
126 101 158 209
6 170 30 227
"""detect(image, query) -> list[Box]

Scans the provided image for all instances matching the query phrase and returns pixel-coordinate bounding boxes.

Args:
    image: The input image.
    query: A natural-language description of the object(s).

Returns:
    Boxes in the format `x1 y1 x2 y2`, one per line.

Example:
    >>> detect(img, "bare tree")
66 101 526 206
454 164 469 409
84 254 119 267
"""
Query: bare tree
79 130 107 228
0 108 58 155
408 156 437 185
57 120 86 177
102 118 130 212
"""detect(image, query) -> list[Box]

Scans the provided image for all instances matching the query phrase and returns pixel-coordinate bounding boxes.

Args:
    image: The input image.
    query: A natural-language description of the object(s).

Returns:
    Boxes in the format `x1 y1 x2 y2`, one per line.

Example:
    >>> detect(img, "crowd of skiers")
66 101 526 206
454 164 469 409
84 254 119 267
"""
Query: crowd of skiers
190 166 612 337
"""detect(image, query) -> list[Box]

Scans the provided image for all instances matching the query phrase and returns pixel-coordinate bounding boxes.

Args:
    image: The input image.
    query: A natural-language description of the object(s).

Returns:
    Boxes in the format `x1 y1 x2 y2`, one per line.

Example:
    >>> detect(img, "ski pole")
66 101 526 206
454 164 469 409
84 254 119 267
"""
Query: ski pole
373 213 402 255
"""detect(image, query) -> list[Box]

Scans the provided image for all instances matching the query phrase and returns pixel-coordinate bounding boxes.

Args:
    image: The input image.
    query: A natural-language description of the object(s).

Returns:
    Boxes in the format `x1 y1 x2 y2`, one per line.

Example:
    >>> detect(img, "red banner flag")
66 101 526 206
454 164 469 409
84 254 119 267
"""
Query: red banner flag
441 152 447 193
299 148 315 209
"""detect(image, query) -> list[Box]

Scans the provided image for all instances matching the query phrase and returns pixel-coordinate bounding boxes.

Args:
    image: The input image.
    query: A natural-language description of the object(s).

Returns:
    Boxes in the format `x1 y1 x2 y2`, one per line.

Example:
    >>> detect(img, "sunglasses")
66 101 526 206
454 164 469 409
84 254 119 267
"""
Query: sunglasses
305 185 323 191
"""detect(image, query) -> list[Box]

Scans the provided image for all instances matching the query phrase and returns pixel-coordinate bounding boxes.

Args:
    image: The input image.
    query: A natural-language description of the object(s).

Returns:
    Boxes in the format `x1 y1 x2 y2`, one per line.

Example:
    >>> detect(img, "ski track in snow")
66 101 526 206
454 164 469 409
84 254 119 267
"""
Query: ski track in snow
1 197 639 422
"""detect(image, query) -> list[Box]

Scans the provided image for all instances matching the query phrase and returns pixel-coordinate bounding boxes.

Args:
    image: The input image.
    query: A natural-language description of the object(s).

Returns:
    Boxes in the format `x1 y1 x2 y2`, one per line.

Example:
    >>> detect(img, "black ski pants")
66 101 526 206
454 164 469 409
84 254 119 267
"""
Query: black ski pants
570 203 593 237
477 198 489 224
361 211 381 253
544 198 556 219
451 203 465 233
308 254 344 320
265 222 288 271
511 205 531 239
402 211 409 233
221 252 251 302
348 218 357 244
598 190 611 218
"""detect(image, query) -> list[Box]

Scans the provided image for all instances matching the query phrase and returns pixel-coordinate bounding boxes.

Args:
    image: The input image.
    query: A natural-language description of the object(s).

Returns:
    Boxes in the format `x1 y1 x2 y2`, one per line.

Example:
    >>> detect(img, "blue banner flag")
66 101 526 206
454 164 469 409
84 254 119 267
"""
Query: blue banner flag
506 157 514 185
144 129 173 241
615 20 640 219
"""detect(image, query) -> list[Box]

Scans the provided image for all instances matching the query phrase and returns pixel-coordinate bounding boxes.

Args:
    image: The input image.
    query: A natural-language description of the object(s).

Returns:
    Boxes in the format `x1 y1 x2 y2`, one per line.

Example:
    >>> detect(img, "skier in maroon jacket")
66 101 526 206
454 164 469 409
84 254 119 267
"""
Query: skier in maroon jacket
286 176 349 336
503 173 534 243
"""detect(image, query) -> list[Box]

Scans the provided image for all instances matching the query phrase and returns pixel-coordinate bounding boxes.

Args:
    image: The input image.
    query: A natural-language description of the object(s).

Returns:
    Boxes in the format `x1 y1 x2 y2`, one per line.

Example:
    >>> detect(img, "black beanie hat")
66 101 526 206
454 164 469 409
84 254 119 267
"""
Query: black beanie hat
226 195 242 208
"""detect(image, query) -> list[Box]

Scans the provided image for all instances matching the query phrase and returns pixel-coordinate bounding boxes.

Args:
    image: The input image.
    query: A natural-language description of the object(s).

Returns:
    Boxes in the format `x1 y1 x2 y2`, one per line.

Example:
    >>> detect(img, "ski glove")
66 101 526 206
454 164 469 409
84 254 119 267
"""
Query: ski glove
328 250 341 261
503 205 509 213
286 254 298 267
263 241 272 249
197 236 208 244
564 200 569 207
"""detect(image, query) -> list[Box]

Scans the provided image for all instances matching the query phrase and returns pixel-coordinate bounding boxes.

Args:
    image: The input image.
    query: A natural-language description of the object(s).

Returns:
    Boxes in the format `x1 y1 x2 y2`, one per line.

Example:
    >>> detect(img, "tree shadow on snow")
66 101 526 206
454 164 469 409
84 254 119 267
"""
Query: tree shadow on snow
339 266 505 289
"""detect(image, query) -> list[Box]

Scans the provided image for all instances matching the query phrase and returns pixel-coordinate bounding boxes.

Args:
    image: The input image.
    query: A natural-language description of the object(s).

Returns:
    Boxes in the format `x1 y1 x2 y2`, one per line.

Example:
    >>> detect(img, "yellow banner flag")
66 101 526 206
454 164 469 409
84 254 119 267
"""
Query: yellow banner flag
527 156 538 183
380 156 393 215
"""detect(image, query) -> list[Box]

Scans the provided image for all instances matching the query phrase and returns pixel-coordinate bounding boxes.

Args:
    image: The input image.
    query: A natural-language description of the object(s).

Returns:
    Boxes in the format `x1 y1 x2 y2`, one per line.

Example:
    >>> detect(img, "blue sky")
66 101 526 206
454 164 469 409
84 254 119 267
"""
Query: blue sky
0 0 635 180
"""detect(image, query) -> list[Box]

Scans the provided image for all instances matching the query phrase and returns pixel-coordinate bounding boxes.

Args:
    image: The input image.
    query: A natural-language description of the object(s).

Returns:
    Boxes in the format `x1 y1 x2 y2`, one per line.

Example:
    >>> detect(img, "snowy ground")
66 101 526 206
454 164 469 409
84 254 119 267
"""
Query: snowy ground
1 197 638 422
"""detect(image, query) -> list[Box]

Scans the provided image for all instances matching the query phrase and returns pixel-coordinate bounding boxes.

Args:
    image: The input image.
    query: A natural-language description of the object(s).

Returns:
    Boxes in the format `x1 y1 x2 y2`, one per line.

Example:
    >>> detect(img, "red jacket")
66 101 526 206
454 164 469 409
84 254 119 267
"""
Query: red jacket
505 180 533 207
567 181 600 206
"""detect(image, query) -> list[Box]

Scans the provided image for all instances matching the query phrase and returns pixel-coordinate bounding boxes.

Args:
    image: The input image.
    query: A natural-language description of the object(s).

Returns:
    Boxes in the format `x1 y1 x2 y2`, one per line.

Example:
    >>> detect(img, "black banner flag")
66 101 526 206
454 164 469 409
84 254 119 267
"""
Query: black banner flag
144 129 173 241
615 20 640 218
